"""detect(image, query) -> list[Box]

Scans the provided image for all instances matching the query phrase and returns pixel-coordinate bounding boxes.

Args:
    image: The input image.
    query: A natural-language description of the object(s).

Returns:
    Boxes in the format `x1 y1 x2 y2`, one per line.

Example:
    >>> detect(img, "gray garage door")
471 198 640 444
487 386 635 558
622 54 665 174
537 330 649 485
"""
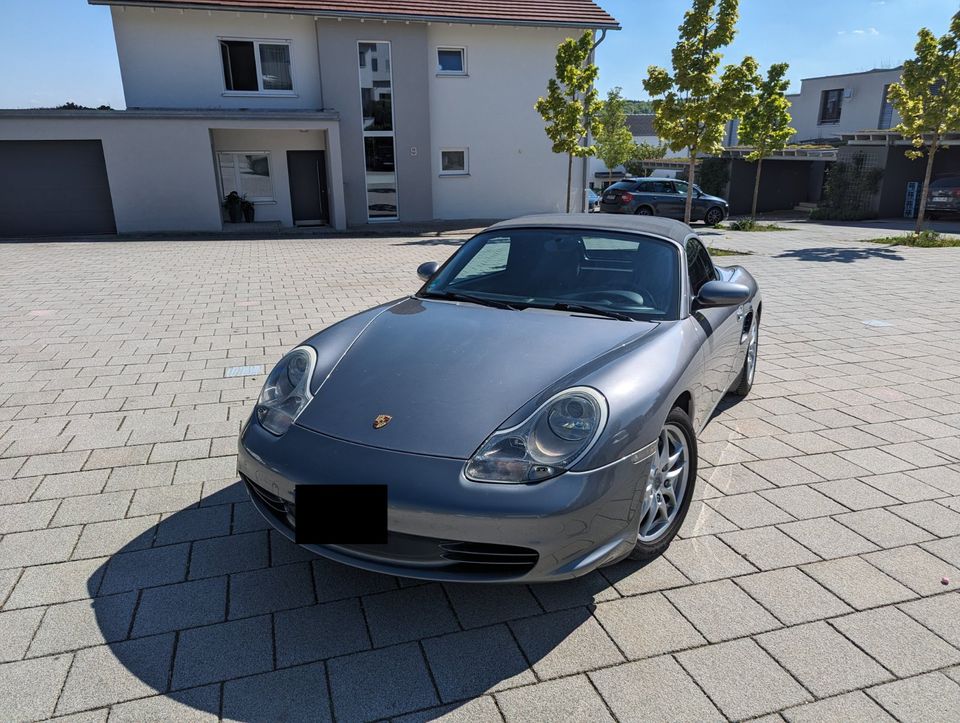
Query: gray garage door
0 140 116 238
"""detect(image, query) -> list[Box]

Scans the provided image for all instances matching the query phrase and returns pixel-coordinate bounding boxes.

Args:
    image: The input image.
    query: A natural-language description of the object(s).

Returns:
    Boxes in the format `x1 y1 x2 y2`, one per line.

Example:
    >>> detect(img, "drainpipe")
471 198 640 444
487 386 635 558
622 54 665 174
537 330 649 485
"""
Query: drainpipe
582 29 608 212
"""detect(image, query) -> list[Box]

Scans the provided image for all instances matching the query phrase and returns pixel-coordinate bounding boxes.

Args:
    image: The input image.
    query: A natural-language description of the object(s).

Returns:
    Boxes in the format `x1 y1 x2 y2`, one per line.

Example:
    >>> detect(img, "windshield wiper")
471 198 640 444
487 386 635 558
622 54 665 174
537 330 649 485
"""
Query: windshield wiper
549 302 634 321
423 291 519 310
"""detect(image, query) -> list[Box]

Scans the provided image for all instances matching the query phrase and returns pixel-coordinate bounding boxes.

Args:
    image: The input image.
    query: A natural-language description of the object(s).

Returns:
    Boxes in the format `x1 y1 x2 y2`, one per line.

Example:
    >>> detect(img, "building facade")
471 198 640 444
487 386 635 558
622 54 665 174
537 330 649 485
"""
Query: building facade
0 0 619 237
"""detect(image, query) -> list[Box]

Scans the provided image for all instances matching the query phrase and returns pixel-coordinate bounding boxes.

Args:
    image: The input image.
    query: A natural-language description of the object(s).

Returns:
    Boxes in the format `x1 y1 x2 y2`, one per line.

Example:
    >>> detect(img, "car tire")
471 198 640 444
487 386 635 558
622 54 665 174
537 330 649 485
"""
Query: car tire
704 206 724 226
731 312 759 397
635 205 654 216
628 406 697 561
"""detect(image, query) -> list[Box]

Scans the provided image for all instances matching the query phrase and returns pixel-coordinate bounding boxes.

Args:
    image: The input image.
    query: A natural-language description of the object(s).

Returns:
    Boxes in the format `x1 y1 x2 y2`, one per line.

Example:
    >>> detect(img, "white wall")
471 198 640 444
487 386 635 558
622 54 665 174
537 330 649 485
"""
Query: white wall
111 7 323 110
425 25 587 219
211 128 326 226
788 68 902 142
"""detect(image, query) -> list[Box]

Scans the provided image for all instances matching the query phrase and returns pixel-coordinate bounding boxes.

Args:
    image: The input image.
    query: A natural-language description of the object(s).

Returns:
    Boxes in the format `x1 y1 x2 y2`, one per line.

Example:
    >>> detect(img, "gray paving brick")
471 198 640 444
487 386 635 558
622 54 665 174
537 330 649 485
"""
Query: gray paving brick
0 654 72 721
909 465 960 496
835 508 934 548
0 525 82 568
813 478 898 510
274 598 371 667
149 439 210 464
678 500 739 537
832 606 960 677
861 471 945 502
16 450 89 477
32 469 109 500
5 557 106 609
793 452 869 481
56 634 175 714
153 504 231 545
28 593 136 657
109 686 220 723
707 492 796 528
528 571 619 612
0 607 44 662
676 638 812 719
783 691 896 722
779 518 878 559
600 555 689 596
312 558 398 602
0 499 60 536
867 672 960 723
423 624 536 702
222 662 332 723
98 543 189 595
51 490 132 527
759 484 849 519
132 577 227 637
0 475 40 505
72 515 157 559
327 643 438 721
892 500 960 537
393 697 503 723
593 592 705 660
699 462 773 494
899 593 960 647
735 567 852 625
495 675 614 723
865 545 959 596
664 535 757 582
721 526 820 570
171 614 273 689
127 481 201 516
361 583 459 647
189 530 268 579
509 607 623 679
802 556 916 610
666 579 782 642
443 583 541 629
103 461 175 490
229 562 315 619
757 621 892 697
173 456 236 485
922 535 960 566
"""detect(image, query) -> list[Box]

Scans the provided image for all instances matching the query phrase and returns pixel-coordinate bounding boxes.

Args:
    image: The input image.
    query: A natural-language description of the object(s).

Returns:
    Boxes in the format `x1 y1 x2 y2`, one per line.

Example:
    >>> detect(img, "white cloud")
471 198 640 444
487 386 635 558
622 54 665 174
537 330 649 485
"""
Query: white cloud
838 27 880 36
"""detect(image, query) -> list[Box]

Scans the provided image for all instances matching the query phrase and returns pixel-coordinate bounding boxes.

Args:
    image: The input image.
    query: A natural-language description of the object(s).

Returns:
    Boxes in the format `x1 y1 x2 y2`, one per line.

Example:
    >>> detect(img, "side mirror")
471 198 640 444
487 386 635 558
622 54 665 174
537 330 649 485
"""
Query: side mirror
417 261 440 282
695 280 750 308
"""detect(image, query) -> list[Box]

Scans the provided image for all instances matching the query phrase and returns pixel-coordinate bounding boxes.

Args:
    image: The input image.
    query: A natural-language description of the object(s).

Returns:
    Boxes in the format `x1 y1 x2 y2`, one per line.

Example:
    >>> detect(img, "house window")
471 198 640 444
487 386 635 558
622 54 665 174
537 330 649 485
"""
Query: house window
437 47 466 75
878 84 894 129
359 41 398 220
440 149 468 175
217 152 274 202
220 39 293 94
819 88 843 124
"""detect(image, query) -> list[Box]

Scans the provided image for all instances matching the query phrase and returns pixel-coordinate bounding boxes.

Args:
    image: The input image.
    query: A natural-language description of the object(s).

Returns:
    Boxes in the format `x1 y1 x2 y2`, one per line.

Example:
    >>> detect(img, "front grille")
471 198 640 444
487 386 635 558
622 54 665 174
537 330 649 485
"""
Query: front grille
440 541 539 568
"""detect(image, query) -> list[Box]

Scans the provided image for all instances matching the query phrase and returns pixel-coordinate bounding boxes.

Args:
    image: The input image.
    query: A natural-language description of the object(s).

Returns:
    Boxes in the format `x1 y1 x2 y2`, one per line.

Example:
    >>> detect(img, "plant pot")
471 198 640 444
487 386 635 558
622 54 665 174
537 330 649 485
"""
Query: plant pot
227 206 242 223
242 203 256 223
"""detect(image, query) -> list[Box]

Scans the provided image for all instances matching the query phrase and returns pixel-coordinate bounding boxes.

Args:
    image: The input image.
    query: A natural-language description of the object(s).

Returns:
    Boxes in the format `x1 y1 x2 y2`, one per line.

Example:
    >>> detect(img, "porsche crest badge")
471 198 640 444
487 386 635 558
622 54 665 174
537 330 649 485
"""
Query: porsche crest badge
372 414 392 430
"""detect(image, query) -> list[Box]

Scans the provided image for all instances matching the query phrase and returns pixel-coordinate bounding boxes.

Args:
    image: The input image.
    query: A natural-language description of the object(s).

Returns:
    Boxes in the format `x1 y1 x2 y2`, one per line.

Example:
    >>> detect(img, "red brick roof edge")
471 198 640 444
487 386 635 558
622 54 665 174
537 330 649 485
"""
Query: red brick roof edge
89 0 620 29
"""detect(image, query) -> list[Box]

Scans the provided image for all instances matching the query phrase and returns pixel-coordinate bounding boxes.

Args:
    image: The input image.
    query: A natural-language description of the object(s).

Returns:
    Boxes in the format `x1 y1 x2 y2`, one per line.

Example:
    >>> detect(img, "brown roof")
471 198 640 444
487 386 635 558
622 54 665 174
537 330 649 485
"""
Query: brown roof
89 0 620 28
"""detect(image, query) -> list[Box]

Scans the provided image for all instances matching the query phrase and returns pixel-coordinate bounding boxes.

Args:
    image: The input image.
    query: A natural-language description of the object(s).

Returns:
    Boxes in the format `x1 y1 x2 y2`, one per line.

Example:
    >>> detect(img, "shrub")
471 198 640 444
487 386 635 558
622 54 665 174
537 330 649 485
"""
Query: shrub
810 153 883 221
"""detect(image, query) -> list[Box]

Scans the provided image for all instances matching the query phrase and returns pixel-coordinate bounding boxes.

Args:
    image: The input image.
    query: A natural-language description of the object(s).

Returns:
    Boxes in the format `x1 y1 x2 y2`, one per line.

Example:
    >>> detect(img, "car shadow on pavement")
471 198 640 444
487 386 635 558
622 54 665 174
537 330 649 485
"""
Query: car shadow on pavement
85 482 655 721
776 246 905 263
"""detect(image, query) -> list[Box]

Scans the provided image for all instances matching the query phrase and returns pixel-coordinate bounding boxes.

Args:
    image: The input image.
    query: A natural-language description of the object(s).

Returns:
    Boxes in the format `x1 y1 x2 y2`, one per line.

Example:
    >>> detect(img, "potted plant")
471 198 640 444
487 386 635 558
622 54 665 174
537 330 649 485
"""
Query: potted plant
241 197 256 223
223 191 242 223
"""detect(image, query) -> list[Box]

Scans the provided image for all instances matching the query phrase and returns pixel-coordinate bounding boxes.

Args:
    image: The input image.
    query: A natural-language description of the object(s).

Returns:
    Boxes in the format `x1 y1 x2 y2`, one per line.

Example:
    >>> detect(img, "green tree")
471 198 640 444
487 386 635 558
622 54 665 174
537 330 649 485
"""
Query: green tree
888 12 960 233
623 99 655 114
536 31 601 212
623 142 668 177
737 62 795 218
595 87 636 183
643 0 758 223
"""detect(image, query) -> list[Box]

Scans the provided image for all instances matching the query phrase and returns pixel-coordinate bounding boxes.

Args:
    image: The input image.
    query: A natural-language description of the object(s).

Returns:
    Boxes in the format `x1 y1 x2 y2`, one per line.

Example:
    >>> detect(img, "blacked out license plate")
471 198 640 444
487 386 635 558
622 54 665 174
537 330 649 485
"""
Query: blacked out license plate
295 485 388 544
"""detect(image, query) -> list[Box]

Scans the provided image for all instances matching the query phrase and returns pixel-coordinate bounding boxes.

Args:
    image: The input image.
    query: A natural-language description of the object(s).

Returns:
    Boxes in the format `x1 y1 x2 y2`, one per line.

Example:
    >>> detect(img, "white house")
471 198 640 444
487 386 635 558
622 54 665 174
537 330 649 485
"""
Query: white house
786 66 903 144
0 0 619 237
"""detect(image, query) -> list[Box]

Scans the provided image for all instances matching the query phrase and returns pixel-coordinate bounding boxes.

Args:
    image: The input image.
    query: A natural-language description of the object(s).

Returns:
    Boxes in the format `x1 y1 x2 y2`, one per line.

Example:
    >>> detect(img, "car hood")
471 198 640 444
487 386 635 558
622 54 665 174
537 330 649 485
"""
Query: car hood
700 193 727 205
296 297 657 458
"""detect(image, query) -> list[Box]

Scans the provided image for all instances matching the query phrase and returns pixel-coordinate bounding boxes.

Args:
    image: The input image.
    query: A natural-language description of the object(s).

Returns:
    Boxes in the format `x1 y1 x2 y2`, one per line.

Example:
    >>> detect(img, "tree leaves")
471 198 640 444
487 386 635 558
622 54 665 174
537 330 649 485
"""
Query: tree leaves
595 87 637 173
535 31 601 158
738 62 795 162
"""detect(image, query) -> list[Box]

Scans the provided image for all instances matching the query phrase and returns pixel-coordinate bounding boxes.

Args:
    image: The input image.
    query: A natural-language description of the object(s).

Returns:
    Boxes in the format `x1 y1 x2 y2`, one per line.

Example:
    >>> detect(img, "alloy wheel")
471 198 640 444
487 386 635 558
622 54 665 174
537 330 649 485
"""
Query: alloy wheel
637 423 690 542
705 208 723 225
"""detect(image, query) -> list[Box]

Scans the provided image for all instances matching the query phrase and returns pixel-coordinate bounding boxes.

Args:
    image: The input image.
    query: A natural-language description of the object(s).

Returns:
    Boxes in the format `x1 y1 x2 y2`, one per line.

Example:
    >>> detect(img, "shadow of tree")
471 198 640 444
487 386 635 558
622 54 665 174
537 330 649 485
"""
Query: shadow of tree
776 246 905 263
84 483 659 721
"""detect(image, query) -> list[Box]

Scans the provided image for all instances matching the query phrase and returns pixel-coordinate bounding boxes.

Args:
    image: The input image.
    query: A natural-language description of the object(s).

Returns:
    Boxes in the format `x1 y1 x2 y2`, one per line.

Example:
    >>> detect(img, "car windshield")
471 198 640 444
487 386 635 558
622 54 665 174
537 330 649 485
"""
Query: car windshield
420 228 681 321
930 177 960 189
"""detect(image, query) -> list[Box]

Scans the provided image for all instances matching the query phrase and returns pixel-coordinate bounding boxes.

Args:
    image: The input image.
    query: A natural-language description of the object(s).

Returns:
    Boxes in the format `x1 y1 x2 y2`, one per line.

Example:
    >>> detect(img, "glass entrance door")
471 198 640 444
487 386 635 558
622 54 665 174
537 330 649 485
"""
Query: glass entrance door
358 41 398 221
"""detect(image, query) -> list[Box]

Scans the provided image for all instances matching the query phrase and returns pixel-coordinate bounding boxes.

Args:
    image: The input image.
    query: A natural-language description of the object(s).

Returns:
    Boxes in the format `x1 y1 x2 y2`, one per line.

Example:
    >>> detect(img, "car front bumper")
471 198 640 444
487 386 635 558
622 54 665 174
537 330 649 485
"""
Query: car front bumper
238 417 656 583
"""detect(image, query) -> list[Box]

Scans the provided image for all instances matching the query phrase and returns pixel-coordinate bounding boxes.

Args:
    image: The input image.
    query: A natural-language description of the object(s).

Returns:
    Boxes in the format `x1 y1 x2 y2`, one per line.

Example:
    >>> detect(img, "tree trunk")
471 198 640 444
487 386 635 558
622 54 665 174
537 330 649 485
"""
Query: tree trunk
751 157 763 219
566 153 573 213
915 135 939 234
684 155 696 224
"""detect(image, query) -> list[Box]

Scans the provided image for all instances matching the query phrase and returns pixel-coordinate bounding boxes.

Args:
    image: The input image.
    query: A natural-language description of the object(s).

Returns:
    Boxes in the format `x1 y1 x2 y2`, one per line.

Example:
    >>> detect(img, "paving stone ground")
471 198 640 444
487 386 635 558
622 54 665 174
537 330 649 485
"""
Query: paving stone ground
1 220 960 722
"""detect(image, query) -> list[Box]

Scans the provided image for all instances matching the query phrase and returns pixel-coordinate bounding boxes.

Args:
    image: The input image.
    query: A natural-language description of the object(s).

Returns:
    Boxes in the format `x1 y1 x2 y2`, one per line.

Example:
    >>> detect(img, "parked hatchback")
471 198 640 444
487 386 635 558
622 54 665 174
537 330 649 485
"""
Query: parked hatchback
600 178 729 226
926 176 960 219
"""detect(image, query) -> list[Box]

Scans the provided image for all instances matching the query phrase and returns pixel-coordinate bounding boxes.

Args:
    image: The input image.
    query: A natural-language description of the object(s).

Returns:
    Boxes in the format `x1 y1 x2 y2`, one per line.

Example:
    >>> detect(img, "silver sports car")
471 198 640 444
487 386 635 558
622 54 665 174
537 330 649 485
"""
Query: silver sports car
238 214 761 582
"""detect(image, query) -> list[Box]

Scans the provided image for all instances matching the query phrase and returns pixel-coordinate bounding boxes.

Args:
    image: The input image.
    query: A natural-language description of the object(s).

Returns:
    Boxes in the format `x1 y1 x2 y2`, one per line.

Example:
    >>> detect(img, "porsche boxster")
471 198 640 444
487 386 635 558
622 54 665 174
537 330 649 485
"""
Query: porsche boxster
239 214 761 582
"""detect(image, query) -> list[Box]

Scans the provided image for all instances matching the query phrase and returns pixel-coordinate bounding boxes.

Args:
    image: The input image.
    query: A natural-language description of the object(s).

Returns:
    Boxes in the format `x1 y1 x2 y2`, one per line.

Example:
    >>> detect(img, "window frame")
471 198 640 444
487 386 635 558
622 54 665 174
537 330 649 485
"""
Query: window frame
216 151 276 204
358 40 399 222
219 37 296 97
439 148 469 176
436 46 467 76
818 88 843 125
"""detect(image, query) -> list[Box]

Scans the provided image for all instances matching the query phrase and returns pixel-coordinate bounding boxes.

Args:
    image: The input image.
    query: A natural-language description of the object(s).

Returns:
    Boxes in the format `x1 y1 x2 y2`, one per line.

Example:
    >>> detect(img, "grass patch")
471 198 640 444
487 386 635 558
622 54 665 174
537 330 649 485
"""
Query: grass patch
708 247 752 256
724 218 793 232
863 230 960 248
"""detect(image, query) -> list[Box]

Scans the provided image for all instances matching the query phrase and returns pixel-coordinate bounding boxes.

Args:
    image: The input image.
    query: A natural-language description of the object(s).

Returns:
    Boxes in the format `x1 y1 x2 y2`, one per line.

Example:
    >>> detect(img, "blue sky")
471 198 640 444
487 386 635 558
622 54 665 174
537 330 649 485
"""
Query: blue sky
0 0 957 109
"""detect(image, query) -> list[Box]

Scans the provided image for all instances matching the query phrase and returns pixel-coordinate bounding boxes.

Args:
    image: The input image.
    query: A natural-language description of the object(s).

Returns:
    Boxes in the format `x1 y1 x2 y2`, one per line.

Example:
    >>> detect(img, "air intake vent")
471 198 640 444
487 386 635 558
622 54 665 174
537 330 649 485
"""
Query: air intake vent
440 541 539 567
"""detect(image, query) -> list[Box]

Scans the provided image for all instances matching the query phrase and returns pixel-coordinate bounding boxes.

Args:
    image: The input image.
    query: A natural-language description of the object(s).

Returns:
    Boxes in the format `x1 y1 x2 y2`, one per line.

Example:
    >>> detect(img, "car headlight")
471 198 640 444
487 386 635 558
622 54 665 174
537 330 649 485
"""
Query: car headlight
255 346 317 436
465 387 608 484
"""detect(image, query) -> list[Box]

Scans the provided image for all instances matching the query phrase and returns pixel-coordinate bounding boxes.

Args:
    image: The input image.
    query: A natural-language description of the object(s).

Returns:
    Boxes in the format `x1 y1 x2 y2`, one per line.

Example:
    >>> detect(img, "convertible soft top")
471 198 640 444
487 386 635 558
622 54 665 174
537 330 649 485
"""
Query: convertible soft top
488 214 693 244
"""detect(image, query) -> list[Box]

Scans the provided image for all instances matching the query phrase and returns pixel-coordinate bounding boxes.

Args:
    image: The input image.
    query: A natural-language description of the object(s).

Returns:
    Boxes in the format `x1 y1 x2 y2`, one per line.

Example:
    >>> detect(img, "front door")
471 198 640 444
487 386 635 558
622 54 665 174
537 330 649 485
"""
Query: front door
287 151 328 225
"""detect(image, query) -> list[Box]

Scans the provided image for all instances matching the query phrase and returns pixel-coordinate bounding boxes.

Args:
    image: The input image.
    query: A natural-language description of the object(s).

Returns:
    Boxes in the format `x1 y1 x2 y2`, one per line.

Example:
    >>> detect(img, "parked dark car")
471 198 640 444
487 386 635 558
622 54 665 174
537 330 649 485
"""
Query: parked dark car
600 177 729 226
926 176 960 219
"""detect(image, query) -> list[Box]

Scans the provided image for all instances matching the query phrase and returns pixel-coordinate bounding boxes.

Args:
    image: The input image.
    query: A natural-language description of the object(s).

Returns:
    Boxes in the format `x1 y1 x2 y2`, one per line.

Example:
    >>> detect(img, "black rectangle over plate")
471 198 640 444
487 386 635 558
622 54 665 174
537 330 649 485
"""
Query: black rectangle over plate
295 485 388 544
